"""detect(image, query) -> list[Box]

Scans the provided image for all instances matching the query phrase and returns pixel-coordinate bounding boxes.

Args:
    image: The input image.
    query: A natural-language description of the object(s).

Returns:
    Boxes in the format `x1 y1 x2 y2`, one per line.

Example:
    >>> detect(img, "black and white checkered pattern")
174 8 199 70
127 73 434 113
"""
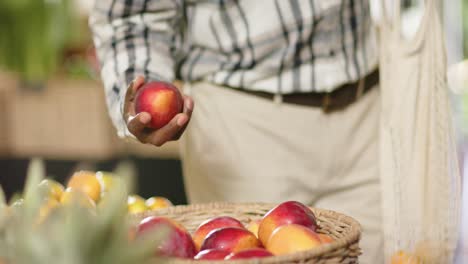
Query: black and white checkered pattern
89 0 378 137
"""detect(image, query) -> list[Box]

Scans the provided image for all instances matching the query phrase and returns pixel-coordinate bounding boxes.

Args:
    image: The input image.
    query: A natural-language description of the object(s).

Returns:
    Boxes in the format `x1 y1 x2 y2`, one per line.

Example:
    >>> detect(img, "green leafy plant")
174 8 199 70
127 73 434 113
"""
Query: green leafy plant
0 0 73 82
0 159 164 264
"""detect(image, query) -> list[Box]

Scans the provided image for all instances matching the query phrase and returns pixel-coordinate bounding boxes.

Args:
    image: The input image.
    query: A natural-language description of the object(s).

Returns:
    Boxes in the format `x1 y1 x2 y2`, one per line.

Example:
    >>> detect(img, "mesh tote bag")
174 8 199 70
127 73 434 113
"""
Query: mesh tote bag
377 0 462 263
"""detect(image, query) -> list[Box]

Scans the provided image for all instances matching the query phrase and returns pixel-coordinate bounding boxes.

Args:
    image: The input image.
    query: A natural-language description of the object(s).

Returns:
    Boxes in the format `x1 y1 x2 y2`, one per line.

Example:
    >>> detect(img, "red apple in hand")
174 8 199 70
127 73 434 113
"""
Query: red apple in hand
136 216 196 258
135 81 183 129
192 216 245 250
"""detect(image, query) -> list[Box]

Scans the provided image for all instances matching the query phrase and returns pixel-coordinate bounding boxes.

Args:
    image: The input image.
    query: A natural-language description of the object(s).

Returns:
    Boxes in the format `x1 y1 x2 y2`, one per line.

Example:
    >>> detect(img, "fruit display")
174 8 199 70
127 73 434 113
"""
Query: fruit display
131 200 337 261
136 216 197 258
258 200 317 245
134 81 184 129
0 159 166 264
246 219 260 238
199 227 261 253
10 170 175 217
0 160 356 264
192 216 244 250
265 224 321 255
66 171 102 202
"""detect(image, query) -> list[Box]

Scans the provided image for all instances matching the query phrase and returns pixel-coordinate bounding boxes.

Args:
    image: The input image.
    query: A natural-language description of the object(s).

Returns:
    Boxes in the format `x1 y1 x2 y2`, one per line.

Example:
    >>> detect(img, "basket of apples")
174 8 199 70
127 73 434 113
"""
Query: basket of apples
122 80 361 263
2 161 360 264
132 201 361 264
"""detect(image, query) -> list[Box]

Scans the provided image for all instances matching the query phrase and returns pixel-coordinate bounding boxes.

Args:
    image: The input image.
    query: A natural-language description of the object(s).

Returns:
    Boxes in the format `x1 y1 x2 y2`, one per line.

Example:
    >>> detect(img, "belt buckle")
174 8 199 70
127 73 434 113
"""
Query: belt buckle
322 93 331 113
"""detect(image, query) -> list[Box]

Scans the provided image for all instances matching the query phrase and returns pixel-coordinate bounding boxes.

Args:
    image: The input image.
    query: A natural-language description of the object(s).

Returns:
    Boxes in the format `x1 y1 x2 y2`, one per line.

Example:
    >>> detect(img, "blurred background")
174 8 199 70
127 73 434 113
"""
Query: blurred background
0 0 186 205
0 0 466 262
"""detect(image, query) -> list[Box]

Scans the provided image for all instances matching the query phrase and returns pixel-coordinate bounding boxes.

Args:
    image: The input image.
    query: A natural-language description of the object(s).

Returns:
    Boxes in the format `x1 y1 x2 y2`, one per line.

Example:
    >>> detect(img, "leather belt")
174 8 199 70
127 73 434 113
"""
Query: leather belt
233 69 379 113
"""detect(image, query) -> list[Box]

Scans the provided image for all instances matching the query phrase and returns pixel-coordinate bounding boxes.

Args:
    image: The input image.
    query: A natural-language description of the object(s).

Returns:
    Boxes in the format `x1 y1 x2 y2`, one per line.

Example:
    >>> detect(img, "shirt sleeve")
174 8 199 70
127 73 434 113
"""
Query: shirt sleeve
89 0 183 138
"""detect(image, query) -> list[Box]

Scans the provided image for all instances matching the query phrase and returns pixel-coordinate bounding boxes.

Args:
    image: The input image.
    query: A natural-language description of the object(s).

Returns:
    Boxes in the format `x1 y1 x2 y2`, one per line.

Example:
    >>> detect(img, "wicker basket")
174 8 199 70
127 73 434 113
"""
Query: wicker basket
135 202 361 264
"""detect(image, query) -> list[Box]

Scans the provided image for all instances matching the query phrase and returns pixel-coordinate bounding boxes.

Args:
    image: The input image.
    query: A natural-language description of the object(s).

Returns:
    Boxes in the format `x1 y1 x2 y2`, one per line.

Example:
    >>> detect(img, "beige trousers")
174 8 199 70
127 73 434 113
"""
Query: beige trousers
180 82 383 264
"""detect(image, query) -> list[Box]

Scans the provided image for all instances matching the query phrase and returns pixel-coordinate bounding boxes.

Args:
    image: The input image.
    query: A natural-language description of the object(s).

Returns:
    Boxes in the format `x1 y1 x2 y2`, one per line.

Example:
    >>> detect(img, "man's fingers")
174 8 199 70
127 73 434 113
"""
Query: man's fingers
172 97 194 140
123 76 146 120
123 84 135 120
172 123 189 141
127 90 192 146
144 113 189 146
132 76 146 92
183 96 194 115
176 114 189 127
127 112 151 139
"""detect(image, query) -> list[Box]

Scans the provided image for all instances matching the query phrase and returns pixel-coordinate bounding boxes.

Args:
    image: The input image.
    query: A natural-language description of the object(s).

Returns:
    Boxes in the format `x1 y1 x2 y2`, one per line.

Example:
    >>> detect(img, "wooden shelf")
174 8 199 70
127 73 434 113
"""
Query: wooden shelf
0 73 180 160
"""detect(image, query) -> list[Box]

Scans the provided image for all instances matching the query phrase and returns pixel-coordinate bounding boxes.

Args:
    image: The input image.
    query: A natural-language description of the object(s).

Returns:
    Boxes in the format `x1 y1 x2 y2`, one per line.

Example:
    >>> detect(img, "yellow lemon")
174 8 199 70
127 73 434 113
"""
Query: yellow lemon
60 188 96 210
127 195 147 214
145 196 173 210
38 179 64 201
96 171 117 195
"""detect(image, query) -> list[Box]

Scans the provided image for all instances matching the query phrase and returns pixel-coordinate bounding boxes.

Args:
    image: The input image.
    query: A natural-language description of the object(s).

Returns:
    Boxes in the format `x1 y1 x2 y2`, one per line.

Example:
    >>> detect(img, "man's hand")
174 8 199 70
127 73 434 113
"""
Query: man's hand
123 76 194 146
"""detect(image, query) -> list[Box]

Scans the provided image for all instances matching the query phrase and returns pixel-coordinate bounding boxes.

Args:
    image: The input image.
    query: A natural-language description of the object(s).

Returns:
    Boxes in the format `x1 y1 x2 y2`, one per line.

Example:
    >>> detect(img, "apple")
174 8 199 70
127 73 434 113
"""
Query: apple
318 233 334 244
225 248 273 260
200 227 260 253
246 219 261 238
134 81 183 129
194 249 230 260
258 201 317 245
266 224 321 255
192 216 245 250
136 216 196 258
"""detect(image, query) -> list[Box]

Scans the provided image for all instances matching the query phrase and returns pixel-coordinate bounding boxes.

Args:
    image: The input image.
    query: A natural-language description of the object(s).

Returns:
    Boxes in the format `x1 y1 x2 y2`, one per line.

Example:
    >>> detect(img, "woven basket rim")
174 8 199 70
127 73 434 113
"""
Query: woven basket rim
134 202 362 264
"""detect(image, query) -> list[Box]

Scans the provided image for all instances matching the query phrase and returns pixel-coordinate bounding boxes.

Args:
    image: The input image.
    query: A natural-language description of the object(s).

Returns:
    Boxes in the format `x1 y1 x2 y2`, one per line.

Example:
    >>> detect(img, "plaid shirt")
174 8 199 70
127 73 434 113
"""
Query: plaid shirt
90 0 378 137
